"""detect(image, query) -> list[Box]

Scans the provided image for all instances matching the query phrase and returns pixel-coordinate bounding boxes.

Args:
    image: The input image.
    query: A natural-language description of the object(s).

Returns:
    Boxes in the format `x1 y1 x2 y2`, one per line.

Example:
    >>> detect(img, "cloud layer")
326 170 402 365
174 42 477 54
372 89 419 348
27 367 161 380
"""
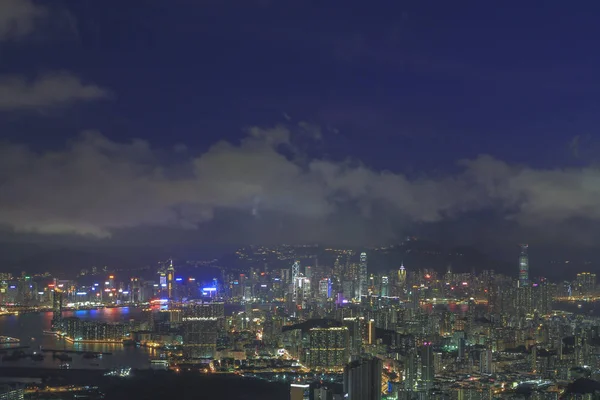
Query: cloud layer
0 72 110 110
0 0 45 41
0 125 598 243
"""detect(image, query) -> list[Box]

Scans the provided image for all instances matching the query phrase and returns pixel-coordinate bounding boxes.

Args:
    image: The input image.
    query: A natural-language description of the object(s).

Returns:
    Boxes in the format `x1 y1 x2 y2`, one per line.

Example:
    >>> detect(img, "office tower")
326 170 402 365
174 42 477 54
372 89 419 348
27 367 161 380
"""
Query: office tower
306 327 349 369
367 319 376 345
167 258 175 299
158 270 167 296
319 278 332 299
344 357 382 400
518 244 529 288
294 275 311 309
380 276 389 297
359 252 368 297
291 260 301 299
51 287 63 332
398 263 406 286
420 342 434 391
130 277 141 303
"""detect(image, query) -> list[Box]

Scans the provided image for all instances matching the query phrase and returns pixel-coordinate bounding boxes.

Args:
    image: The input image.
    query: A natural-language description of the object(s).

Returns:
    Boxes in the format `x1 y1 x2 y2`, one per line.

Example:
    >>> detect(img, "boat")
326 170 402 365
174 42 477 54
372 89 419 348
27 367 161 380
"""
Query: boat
30 353 44 361
0 336 20 344
83 352 101 359
150 358 169 370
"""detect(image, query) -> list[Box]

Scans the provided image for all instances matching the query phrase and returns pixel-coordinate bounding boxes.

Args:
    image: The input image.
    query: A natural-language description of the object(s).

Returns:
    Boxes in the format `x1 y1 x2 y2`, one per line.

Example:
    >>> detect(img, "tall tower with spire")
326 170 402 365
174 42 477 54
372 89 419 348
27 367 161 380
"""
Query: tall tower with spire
167 258 175 299
518 244 529 288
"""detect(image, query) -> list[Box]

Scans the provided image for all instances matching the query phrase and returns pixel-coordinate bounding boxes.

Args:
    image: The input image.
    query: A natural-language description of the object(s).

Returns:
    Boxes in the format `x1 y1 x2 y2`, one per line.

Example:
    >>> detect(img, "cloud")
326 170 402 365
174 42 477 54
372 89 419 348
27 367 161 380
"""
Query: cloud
0 0 47 41
1 125 600 242
0 72 111 110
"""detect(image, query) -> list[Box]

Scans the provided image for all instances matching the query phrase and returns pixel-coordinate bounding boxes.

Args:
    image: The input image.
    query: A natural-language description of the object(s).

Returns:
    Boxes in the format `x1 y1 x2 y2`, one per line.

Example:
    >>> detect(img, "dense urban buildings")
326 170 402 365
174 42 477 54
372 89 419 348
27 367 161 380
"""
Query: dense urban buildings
2 243 600 399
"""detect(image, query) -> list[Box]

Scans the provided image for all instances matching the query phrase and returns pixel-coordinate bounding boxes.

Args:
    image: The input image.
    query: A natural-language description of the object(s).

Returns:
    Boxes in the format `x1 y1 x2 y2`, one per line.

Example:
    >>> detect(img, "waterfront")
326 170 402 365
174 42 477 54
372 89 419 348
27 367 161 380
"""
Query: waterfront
0 307 156 370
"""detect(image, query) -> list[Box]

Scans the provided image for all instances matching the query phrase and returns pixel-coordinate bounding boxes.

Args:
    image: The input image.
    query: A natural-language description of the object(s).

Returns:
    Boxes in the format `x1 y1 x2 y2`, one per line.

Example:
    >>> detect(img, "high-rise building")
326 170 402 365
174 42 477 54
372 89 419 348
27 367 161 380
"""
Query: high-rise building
166 258 175 299
293 275 311 308
63 317 127 342
0 384 24 400
403 349 418 395
306 327 350 370
182 317 218 358
480 348 493 374
380 276 389 297
51 287 63 332
575 272 596 296
420 342 434 391
319 278 332 299
343 357 382 400
359 252 368 297
518 244 529 288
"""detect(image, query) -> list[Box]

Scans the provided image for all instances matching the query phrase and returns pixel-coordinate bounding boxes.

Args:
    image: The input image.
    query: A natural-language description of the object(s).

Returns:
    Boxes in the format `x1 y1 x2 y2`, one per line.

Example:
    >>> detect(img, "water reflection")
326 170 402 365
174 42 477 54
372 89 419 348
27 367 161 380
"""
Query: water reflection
0 307 154 370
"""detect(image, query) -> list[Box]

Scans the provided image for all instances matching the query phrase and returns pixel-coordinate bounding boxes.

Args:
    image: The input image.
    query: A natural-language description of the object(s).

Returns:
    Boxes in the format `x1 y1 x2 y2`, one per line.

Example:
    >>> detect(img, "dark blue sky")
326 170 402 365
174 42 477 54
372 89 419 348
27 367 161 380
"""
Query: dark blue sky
2 0 600 256
3 0 599 171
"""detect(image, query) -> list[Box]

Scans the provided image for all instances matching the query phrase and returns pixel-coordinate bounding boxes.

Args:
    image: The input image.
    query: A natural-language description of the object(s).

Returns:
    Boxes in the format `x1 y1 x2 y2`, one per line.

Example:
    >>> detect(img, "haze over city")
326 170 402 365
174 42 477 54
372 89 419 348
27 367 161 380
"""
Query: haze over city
2 1 600 399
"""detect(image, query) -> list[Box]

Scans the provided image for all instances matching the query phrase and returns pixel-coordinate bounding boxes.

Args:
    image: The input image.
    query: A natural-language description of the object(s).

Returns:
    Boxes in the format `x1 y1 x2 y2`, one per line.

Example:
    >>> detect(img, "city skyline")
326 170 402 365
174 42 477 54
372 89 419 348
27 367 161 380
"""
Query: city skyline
2 2 600 398
2 244 599 398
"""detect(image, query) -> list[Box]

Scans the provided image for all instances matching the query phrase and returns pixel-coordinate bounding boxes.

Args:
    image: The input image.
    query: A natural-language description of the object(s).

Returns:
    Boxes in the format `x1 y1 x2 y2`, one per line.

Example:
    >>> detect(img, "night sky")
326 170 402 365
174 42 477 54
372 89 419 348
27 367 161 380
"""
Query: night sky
1 0 600 259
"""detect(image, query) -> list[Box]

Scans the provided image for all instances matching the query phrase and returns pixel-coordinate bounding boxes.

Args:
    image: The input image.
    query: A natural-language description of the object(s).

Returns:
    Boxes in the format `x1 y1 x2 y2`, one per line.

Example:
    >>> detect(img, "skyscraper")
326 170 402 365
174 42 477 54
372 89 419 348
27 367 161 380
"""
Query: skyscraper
518 244 529 288
359 252 368 297
51 287 63 332
398 263 406 287
166 258 175 299
420 342 434 391
343 357 382 400
380 276 389 297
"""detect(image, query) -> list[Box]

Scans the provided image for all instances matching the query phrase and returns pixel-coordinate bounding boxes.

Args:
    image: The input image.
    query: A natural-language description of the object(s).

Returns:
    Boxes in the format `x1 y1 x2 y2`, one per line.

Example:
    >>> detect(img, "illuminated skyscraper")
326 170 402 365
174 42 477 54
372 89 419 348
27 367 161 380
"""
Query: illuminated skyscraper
167 258 175 299
51 287 63 332
359 252 368 297
291 260 300 299
293 275 311 309
319 278 332 299
518 244 529 288
380 276 389 297
398 263 406 286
